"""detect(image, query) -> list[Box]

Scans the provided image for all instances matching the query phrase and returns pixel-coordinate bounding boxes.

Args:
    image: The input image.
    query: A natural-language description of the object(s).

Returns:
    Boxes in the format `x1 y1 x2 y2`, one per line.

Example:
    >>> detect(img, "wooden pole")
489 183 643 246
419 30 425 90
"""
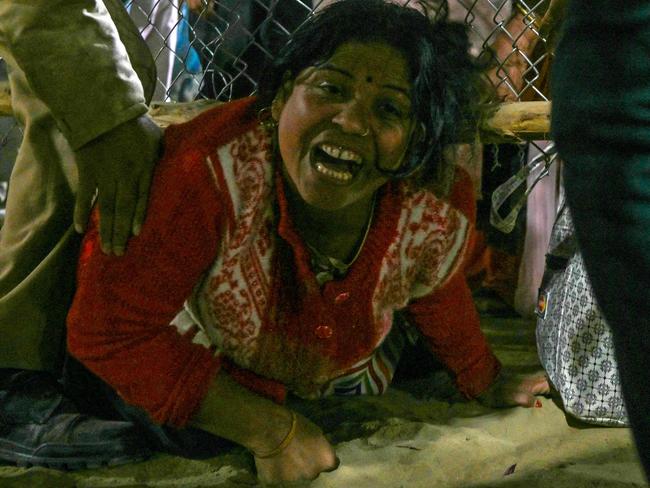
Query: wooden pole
479 101 552 143
0 81 552 143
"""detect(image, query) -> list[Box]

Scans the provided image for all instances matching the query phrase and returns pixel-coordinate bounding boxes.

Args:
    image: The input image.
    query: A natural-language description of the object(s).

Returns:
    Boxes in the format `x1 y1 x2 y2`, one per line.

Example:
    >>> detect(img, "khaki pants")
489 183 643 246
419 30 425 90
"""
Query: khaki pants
0 68 80 373
0 0 155 374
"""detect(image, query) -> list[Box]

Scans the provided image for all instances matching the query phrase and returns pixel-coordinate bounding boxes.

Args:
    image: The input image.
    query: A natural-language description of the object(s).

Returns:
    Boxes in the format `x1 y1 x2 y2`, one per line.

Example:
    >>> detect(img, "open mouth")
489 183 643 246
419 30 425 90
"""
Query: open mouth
311 143 364 183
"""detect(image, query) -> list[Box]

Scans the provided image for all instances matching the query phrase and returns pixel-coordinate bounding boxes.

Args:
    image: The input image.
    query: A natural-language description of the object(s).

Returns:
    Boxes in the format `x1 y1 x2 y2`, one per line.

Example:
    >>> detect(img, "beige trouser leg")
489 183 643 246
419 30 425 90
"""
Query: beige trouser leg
0 65 80 373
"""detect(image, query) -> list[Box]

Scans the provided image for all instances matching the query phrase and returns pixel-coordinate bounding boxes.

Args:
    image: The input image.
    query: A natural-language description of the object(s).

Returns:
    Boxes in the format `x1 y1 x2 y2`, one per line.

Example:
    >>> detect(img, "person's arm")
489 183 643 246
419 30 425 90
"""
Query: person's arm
405 271 502 398
0 0 161 253
407 174 548 404
192 372 338 484
403 175 497 398
67 135 226 427
447 165 477 223
406 270 550 406
187 0 208 13
0 0 151 149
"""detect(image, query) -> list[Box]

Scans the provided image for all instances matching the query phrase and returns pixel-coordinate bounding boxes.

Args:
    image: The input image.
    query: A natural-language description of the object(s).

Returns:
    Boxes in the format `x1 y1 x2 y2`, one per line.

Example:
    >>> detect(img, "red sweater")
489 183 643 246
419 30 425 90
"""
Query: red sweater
67 97 500 427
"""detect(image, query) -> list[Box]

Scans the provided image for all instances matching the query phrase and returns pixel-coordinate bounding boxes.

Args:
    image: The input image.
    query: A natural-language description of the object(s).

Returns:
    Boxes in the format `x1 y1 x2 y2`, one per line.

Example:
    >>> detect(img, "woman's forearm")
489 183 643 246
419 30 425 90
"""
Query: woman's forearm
189 371 294 455
191 371 338 483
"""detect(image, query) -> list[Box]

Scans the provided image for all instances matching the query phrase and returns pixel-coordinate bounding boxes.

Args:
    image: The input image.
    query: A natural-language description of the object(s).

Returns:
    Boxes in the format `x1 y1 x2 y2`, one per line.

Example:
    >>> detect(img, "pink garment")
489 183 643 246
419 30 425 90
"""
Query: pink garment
514 143 561 317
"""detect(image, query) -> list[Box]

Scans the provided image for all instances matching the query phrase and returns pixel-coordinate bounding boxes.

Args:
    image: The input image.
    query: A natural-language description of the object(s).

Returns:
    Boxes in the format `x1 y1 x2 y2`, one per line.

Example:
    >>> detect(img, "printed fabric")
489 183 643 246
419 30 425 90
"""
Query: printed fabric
536 195 628 426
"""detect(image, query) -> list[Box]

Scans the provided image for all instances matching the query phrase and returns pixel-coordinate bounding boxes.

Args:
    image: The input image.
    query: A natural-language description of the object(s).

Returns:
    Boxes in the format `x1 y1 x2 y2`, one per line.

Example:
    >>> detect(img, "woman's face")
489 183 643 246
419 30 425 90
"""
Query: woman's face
273 41 416 211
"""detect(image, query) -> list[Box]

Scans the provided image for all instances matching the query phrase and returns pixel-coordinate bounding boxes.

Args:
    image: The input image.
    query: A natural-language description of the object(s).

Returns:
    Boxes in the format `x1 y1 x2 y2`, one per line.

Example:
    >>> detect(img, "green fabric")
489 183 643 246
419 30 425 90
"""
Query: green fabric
0 0 155 149
551 0 650 477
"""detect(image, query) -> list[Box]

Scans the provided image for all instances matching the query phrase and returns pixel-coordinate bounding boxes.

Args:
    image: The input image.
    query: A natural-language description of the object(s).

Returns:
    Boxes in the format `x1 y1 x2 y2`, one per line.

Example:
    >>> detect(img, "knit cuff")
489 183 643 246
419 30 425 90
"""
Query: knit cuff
455 350 502 399
221 359 287 405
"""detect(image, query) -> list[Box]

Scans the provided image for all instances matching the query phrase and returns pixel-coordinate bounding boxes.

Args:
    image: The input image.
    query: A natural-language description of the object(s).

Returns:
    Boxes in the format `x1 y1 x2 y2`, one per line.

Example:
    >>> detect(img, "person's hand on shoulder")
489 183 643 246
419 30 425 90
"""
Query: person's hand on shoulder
253 411 339 485
478 370 550 408
73 114 162 256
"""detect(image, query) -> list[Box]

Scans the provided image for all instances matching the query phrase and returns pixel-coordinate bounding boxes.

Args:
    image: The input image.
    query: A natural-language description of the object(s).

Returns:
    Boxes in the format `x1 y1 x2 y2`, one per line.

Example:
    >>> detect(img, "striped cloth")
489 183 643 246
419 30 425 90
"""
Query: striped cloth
308 240 422 397
319 314 420 397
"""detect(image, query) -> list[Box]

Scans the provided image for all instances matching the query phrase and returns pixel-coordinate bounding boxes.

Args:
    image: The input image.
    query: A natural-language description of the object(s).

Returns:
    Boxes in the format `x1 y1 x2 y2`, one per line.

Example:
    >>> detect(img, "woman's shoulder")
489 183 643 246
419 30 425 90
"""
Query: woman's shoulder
163 97 261 161
399 166 476 223
391 171 473 292
142 98 261 209
393 170 472 263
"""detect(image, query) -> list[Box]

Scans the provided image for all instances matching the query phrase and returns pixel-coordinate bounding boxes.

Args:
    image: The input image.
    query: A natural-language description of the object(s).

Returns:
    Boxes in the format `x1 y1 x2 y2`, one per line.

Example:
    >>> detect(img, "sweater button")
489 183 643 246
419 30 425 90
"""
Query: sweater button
314 325 333 339
334 291 350 304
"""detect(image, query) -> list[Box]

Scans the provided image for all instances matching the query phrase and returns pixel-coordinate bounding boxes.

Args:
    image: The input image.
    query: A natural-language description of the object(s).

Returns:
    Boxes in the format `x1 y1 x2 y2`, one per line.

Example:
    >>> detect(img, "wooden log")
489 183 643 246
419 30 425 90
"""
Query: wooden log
479 101 552 143
147 99 221 127
0 81 552 143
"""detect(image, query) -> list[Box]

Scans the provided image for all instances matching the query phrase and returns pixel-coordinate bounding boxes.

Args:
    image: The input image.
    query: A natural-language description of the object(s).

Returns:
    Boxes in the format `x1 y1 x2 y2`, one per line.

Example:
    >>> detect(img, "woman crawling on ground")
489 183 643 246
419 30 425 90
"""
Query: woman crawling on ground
68 0 548 483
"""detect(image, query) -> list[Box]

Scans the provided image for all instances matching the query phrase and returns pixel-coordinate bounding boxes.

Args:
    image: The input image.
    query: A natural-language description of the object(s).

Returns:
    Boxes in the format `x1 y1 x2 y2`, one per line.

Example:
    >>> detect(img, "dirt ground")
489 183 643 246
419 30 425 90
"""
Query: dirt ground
0 316 645 488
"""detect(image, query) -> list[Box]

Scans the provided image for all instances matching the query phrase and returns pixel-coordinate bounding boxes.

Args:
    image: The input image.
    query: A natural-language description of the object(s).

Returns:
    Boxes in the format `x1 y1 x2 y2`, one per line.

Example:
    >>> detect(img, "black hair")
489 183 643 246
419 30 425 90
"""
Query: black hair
257 0 484 194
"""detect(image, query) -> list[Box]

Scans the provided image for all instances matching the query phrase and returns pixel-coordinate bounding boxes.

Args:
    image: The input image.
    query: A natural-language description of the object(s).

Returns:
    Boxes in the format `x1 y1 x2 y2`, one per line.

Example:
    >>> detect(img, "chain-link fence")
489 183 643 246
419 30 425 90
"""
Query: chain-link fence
0 0 562 227
122 0 557 104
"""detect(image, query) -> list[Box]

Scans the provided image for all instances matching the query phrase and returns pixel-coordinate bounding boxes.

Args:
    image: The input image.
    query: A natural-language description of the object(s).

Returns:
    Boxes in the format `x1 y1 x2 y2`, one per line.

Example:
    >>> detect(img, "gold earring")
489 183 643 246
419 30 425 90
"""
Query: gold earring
271 96 284 120
258 106 277 131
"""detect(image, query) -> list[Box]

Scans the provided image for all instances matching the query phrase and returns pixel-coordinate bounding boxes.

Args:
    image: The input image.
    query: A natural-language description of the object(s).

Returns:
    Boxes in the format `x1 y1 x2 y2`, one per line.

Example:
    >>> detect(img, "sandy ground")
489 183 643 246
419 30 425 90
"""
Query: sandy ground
0 316 646 487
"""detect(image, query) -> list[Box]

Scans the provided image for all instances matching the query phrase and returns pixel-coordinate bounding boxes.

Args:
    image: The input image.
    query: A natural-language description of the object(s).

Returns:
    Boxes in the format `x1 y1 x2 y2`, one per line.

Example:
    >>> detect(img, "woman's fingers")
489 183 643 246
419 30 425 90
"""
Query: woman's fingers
257 448 338 484
479 370 552 408
322 456 341 472
511 390 536 408
507 372 551 407
519 372 551 395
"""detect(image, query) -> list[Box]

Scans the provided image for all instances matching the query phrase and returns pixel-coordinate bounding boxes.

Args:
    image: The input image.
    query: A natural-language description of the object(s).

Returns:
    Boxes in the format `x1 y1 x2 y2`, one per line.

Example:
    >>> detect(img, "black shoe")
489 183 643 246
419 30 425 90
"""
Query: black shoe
0 369 152 470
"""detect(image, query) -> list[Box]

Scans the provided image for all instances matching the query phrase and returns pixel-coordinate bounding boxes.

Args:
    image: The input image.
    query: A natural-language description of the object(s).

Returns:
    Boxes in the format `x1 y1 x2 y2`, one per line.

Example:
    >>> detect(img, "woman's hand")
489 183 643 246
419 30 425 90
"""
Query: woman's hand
254 412 339 486
478 370 550 408
191 373 338 485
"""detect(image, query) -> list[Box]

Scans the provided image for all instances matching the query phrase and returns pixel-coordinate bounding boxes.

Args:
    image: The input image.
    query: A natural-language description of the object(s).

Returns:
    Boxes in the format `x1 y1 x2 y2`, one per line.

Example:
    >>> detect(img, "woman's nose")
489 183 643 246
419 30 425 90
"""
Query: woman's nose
332 98 370 136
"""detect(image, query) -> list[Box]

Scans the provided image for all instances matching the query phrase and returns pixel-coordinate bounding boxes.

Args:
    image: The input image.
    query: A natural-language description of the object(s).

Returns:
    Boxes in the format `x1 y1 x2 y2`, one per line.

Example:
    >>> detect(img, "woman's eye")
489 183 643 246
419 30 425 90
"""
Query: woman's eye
379 101 405 119
317 82 342 96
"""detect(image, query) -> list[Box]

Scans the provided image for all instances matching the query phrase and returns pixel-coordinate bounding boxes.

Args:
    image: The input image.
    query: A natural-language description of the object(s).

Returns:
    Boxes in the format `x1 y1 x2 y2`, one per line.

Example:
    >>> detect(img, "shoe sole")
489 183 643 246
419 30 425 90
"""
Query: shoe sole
0 441 151 471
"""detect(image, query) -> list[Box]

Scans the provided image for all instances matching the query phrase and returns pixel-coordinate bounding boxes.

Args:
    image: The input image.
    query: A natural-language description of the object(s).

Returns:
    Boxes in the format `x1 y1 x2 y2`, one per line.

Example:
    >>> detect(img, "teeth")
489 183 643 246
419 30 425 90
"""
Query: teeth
320 144 362 164
315 162 352 182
